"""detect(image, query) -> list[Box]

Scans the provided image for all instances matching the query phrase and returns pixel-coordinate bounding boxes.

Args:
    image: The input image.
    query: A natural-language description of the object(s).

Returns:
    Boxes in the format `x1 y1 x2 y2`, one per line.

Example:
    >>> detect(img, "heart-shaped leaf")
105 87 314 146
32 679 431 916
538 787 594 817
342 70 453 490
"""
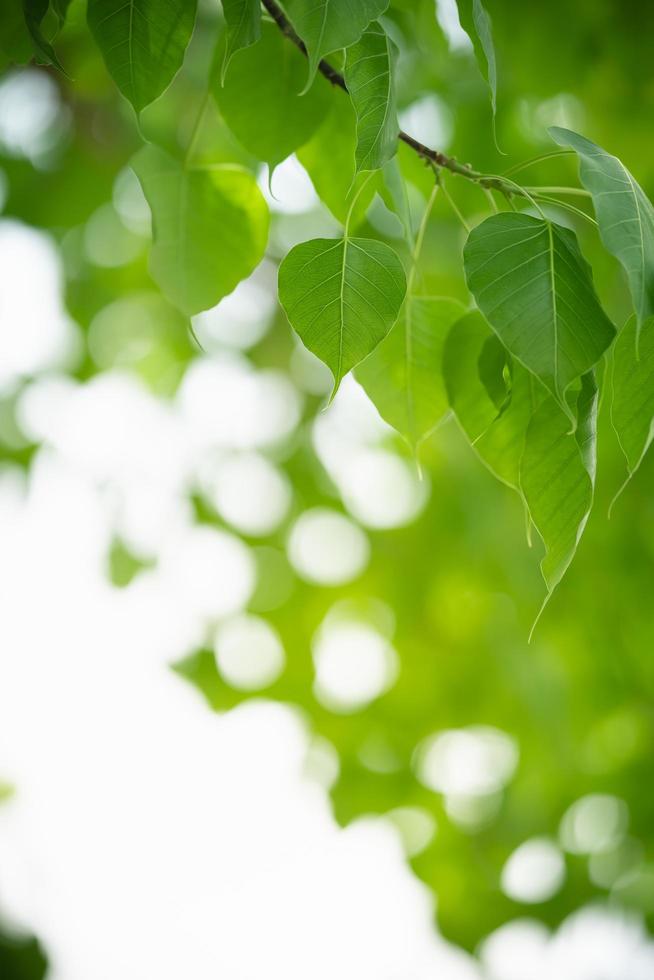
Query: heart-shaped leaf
345 21 398 174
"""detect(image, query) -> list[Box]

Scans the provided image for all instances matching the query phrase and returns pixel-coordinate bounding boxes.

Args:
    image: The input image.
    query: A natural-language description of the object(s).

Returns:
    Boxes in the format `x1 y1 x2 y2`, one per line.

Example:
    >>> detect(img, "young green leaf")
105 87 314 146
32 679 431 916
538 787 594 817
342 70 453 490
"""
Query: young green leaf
356 297 465 450
455 0 499 147
132 144 269 315
286 0 389 90
22 0 66 70
550 127 654 334
214 21 331 172
297 101 380 228
220 0 261 83
87 0 197 112
610 315 654 495
443 310 539 489
344 21 398 174
278 236 406 395
521 373 598 622
463 212 615 423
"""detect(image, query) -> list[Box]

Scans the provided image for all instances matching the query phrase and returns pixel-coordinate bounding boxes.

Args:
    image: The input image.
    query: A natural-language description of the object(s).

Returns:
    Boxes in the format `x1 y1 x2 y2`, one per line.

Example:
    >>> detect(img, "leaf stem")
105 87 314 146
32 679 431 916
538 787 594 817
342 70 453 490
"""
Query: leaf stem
407 180 439 294
343 172 375 237
532 194 598 227
503 149 574 176
439 179 470 233
524 185 591 197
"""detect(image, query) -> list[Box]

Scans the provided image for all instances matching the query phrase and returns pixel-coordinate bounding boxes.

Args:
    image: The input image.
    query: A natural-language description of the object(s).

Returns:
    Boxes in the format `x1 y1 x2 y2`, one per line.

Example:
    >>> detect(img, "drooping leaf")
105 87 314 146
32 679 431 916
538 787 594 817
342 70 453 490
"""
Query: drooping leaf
520 372 598 615
551 126 654 334
22 0 65 70
286 0 389 90
213 21 331 171
132 143 269 315
463 212 615 423
443 310 539 489
455 0 499 145
344 21 398 174
87 0 197 112
356 297 464 450
220 0 260 83
297 101 380 228
610 315 654 490
278 236 406 394
380 157 414 245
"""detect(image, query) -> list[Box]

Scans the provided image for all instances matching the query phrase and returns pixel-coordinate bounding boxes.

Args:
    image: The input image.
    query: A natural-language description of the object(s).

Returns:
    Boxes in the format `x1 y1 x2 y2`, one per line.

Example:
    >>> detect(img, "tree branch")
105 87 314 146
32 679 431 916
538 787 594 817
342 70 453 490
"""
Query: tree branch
260 0 522 198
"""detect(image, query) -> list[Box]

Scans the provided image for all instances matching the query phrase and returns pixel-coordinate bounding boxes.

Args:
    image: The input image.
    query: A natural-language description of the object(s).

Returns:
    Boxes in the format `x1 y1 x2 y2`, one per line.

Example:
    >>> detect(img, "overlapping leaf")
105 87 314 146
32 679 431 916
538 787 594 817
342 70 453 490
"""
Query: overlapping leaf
278 236 406 395
455 0 498 144
214 21 331 171
132 144 269 315
520 373 598 617
551 126 654 335
88 0 197 111
463 212 615 422
344 21 398 174
357 297 464 450
611 315 654 488
286 0 389 89
22 0 68 69
220 0 260 83
443 310 539 489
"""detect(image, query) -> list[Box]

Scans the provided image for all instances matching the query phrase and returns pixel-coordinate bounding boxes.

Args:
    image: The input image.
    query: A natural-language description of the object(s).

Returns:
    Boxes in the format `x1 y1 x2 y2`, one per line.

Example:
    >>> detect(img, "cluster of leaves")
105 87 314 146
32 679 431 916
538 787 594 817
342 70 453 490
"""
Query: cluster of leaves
5 0 654 626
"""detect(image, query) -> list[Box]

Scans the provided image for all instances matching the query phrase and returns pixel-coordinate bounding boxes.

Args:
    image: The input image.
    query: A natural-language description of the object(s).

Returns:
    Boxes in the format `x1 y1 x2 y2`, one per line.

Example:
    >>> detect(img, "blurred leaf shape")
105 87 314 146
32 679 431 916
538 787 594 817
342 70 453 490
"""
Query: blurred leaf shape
464 212 614 424
87 0 197 111
357 296 464 451
345 21 398 174
214 21 331 172
610 315 654 501
278 236 406 395
22 0 68 70
220 0 260 84
455 0 499 147
132 143 269 315
551 126 654 337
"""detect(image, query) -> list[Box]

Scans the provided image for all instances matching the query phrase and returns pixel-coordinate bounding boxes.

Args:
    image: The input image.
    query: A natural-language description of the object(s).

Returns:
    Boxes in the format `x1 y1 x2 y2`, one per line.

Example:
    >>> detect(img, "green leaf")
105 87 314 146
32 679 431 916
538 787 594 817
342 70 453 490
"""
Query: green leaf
87 0 197 112
132 143 269 315
297 101 380 228
455 0 499 146
520 372 598 618
443 310 539 489
286 0 389 90
344 21 398 174
278 236 406 395
550 126 654 333
22 0 65 70
463 212 615 423
213 21 331 171
610 315 654 492
356 297 464 450
220 0 260 83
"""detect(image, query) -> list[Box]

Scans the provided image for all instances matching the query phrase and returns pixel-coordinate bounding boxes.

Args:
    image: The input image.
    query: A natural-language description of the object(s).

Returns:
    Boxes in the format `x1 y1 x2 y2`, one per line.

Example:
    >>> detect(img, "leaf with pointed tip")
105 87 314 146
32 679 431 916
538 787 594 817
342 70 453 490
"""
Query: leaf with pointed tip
22 0 65 70
550 127 654 334
220 0 260 83
132 144 269 316
610 314 654 490
520 373 598 608
214 21 331 171
297 101 380 229
278 236 406 394
286 0 389 90
344 21 398 174
88 0 197 112
455 0 499 145
463 212 615 422
443 310 539 489
356 297 464 450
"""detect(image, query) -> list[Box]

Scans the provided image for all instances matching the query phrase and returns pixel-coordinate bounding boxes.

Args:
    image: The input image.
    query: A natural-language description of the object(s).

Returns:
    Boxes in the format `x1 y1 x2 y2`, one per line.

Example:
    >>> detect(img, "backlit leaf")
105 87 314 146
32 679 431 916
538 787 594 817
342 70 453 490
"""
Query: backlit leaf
443 310 539 489
286 0 389 90
132 143 269 315
463 212 615 423
357 297 464 450
278 236 406 395
214 21 331 171
344 21 398 174
220 0 260 83
521 372 598 616
88 0 197 111
610 315 654 490
551 126 654 334
455 0 499 145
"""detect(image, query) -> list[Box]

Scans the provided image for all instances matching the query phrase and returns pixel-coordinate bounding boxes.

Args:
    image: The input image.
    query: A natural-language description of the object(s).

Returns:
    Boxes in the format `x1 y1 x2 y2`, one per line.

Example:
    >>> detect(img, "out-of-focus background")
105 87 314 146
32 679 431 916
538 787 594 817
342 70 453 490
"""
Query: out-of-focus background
1 1 654 977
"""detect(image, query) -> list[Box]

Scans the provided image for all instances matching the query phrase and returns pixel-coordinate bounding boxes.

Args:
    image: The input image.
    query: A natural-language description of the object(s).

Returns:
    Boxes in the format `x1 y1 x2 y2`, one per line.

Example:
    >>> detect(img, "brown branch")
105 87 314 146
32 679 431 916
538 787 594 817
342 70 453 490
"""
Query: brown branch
260 0 521 198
